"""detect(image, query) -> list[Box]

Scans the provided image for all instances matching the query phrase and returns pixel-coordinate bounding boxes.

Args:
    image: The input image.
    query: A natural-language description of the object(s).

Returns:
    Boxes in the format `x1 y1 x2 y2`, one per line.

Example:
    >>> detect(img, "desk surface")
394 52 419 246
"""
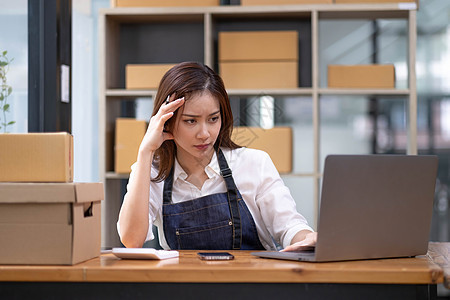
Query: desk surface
0 247 445 285
428 242 450 289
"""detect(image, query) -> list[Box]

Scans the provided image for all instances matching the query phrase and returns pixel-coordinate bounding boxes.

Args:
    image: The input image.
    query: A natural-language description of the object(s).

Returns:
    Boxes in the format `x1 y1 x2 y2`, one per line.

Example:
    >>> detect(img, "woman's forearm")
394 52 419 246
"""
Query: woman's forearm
117 149 154 248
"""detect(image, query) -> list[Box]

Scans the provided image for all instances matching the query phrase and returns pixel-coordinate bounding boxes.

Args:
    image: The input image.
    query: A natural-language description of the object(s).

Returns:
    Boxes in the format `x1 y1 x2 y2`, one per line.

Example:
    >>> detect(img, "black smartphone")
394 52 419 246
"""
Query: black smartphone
197 252 234 261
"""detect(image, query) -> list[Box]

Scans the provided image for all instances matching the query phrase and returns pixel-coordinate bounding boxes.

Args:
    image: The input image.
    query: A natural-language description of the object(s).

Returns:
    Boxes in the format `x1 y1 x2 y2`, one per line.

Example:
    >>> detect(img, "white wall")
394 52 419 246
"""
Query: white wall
72 0 110 182
0 0 28 133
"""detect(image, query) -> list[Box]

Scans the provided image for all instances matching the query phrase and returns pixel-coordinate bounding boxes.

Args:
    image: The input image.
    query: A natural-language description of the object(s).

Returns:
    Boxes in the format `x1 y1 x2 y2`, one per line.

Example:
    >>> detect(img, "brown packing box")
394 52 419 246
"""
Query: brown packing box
335 0 415 3
220 61 298 89
219 31 298 62
0 132 73 182
126 64 176 89
231 127 292 173
0 182 104 265
115 118 147 174
115 0 219 7
328 64 395 89
242 0 332 5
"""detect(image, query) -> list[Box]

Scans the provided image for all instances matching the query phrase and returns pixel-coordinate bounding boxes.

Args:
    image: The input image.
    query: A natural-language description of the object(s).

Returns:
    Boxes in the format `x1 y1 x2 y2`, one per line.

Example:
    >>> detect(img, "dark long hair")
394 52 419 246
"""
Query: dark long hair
151 61 240 182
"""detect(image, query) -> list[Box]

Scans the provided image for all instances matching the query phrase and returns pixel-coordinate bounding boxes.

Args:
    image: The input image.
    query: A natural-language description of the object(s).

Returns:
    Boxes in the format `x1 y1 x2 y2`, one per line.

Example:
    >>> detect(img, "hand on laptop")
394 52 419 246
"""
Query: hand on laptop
281 232 317 252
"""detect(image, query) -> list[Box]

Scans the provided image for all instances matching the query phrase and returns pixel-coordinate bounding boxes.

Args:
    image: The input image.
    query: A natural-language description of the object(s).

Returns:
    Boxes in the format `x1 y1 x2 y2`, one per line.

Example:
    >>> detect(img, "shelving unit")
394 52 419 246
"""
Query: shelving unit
99 3 417 247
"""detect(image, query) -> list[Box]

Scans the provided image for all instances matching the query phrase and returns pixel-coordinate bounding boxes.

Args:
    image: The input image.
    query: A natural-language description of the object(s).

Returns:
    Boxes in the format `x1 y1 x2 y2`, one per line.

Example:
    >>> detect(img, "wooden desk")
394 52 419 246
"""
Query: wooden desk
428 242 450 289
0 249 444 300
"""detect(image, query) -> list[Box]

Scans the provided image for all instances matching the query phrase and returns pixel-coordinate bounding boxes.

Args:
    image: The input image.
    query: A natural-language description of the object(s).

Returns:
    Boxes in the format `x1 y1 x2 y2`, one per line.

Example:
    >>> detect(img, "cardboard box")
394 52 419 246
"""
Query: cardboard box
242 0 332 5
0 182 104 265
0 133 73 182
335 0 415 3
126 64 176 89
219 31 298 62
328 64 395 89
231 127 292 173
115 118 147 174
219 31 299 89
220 61 298 89
115 0 219 7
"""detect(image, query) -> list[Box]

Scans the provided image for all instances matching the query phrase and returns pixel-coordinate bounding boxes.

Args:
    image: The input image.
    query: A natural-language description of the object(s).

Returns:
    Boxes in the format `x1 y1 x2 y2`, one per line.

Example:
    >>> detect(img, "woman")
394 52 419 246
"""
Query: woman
117 61 316 251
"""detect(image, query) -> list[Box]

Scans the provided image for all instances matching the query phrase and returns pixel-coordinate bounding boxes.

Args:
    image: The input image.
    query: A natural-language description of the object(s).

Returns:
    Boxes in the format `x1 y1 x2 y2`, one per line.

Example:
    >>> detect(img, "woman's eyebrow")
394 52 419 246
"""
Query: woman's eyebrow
182 110 220 117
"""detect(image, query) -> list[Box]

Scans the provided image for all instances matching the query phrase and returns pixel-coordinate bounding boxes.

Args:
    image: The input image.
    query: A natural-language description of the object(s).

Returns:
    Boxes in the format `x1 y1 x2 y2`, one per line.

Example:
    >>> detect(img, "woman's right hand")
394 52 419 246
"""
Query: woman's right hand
139 95 185 153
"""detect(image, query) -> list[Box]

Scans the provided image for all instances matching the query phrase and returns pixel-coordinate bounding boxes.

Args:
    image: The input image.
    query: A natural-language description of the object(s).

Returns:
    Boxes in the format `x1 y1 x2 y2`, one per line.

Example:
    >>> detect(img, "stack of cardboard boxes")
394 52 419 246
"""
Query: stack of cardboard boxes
218 31 299 89
0 133 104 265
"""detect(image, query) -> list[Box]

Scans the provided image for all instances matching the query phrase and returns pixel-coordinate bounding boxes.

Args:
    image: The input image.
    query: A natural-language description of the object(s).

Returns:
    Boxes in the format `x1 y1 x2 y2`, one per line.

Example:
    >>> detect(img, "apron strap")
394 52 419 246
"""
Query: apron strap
163 167 174 205
217 149 242 250
162 149 243 249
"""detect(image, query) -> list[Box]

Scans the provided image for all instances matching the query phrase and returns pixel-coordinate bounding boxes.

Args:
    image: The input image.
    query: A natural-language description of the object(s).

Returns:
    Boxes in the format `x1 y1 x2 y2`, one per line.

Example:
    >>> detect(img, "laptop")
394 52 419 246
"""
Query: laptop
252 154 438 262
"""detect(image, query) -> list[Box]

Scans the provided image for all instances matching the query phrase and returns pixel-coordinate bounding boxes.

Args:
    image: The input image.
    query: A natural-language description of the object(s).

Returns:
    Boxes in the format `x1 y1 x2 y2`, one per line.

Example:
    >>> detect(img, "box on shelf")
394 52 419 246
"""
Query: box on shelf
115 118 147 174
328 64 395 89
335 0 415 3
231 127 293 173
114 0 219 7
219 31 298 62
0 133 73 182
242 0 332 5
219 31 299 89
220 61 298 89
0 182 104 265
126 64 175 89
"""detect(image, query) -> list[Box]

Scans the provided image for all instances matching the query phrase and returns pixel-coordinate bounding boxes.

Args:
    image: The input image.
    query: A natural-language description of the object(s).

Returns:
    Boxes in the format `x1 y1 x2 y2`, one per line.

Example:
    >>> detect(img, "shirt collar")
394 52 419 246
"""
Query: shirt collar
173 159 188 181
173 151 221 181
206 151 221 178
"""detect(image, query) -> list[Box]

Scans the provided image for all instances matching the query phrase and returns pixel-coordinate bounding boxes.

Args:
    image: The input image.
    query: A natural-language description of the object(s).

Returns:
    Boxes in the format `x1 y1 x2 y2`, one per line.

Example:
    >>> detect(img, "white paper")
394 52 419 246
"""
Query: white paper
61 64 70 103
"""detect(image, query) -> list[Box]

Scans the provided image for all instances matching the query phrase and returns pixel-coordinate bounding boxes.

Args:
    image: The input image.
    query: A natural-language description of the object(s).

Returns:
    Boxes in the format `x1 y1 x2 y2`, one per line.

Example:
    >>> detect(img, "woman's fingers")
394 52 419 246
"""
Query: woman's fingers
158 96 185 115
139 96 184 153
157 97 184 129
159 112 174 131
150 97 184 129
281 232 318 252
161 111 174 122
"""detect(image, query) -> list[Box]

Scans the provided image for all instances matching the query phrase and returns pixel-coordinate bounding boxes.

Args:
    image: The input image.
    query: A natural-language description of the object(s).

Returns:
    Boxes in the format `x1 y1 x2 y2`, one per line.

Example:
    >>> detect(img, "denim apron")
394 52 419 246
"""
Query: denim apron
162 149 265 250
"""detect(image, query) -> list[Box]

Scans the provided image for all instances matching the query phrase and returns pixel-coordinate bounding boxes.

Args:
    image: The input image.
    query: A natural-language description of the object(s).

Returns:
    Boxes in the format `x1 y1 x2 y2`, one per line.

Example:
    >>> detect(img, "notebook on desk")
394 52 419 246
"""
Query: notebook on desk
252 154 438 262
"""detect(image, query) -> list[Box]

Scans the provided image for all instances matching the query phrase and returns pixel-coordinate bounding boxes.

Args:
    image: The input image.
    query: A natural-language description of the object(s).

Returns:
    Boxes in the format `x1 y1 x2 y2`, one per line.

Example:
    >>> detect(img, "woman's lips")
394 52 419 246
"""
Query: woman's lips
194 144 209 151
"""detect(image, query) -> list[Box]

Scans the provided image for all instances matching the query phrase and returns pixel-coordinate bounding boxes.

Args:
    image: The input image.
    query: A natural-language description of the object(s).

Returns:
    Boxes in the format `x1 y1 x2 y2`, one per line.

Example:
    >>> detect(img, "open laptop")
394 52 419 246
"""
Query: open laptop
252 155 438 262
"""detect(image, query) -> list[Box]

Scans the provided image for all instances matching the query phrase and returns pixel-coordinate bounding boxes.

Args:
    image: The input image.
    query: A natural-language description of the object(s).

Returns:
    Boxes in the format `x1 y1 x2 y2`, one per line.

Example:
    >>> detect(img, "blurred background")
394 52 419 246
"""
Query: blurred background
0 0 448 242
0 1 448 295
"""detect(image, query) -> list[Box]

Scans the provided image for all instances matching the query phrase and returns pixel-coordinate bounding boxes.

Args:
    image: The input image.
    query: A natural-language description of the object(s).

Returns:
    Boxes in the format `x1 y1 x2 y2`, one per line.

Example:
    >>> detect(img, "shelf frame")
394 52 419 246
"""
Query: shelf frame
99 3 418 247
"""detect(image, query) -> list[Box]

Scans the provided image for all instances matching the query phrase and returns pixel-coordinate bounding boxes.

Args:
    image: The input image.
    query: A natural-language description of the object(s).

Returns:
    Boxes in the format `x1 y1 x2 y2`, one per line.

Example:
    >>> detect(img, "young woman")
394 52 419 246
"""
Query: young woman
117 62 316 251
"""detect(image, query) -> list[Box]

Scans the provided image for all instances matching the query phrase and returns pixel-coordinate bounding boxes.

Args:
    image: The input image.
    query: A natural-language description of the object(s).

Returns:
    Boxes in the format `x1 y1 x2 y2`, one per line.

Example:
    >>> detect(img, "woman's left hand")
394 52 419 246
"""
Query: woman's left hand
281 232 317 252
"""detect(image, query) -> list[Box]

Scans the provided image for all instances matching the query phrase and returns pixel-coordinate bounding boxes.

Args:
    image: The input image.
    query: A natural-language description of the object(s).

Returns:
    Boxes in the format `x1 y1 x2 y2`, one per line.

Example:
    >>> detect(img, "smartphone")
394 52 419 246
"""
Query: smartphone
197 252 234 261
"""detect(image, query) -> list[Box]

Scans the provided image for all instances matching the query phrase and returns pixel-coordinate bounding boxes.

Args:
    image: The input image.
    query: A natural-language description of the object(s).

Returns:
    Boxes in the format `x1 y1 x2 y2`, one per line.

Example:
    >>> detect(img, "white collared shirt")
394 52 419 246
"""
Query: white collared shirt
123 147 313 250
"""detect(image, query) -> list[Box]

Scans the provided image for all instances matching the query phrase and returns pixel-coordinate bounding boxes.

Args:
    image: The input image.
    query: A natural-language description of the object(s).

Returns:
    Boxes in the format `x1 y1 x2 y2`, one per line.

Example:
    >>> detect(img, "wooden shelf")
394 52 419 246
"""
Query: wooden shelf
227 88 313 96
318 88 410 96
106 89 157 98
101 3 415 19
106 88 410 98
99 4 418 247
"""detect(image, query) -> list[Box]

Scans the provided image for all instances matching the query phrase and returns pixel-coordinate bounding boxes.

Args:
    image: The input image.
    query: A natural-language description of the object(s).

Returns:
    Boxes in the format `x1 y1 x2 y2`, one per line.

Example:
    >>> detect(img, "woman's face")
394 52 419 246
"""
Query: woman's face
172 91 221 164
